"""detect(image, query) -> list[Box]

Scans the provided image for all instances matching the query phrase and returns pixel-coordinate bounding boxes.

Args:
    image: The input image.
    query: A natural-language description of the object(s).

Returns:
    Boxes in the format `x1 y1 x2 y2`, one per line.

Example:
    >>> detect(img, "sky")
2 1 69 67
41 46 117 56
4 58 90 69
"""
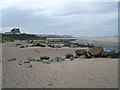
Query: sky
0 0 119 37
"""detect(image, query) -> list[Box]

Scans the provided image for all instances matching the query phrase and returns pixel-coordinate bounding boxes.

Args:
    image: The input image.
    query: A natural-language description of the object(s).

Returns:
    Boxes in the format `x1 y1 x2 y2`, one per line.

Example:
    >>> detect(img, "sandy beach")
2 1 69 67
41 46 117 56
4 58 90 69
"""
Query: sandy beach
2 37 118 88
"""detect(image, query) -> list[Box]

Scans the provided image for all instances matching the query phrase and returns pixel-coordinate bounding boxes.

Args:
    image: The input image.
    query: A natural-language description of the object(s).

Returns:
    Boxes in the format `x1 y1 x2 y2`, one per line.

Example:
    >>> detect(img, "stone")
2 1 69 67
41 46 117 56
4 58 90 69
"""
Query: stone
35 43 45 47
53 56 60 62
79 55 87 59
20 46 26 48
48 44 55 48
23 63 32 68
75 49 87 56
8 58 16 61
18 60 30 65
40 56 50 60
42 60 51 64
28 57 40 61
55 45 62 48
65 53 74 59
88 46 104 57
101 51 109 58
58 57 65 62
108 50 119 58
69 56 74 61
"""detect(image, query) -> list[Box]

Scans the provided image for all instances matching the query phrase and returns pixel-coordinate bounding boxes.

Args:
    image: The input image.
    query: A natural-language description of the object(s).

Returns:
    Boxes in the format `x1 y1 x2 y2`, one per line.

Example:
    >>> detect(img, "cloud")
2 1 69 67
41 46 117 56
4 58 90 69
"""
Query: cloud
1 0 118 37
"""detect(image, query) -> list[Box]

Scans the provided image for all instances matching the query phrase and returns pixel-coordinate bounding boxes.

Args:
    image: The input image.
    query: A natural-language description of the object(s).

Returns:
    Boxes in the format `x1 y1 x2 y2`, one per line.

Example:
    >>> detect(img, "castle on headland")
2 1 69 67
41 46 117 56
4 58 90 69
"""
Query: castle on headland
4 28 21 34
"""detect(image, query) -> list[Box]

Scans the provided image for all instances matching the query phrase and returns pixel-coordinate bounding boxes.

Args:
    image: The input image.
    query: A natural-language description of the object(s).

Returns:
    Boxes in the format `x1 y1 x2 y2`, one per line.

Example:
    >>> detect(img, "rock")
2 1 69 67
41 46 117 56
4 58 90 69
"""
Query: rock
55 45 62 48
69 56 74 61
53 56 60 62
16 44 21 46
48 44 55 48
40 56 50 60
74 55 79 58
35 43 45 47
87 44 94 48
18 60 30 65
18 60 23 65
58 57 65 62
8 58 16 61
101 51 109 58
79 55 87 59
42 60 52 64
28 57 40 61
108 50 119 58
23 63 32 68
75 49 87 56
65 53 74 59
88 46 104 57
20 46 26 48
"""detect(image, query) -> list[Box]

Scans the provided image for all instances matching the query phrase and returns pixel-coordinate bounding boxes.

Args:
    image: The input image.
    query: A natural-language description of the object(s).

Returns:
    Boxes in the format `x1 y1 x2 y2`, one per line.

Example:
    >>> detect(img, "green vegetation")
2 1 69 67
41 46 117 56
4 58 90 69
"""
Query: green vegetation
2 37 15 43
1 34 46 43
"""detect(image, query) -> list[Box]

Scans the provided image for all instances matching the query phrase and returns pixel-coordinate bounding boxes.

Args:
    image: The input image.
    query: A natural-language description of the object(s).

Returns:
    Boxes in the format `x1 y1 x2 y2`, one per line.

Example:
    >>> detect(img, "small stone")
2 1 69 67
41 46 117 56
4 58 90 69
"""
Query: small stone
65 53 74 59
42 60 51 64
20 46 26 48
69 56 74 61
40 56 50 60
53 56 59 62
8 58 16 61
79 55 87 59
23 63 32 68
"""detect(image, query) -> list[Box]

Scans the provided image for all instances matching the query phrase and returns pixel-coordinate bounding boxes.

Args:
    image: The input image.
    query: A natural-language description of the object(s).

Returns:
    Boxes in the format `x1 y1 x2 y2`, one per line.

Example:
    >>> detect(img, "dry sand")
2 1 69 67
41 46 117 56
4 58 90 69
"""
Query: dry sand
2 37 118 88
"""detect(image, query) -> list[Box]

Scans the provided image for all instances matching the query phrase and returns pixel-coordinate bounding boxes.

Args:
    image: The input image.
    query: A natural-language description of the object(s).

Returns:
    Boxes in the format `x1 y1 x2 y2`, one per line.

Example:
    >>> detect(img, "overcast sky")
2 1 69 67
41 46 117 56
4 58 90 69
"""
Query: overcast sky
0 0 119 37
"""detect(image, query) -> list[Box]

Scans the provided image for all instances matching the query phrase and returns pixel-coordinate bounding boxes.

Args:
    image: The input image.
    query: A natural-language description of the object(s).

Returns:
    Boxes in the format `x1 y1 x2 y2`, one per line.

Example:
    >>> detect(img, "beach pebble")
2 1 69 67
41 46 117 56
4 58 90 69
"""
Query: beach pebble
65 53 74 59
42 60 52 64
40 56 50 60
8 58 16 61
23 63 32 68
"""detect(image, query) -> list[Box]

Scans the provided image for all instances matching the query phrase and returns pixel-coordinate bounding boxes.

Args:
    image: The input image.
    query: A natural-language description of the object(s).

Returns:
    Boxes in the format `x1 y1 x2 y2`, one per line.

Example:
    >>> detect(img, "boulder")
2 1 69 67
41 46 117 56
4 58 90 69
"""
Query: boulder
42 60 52 64
35 43 45 47
108 50 119 58
53 56 60 62
88 46 104 57
23 63 32 68
8 58 16 61
40 56 50 60
75 49 87 56
79 55 87 59
20 46 26 48
48 44 55 48
18 60 30 65
101 51 109 58
65 53 74 59
69 56 74 61
28 57 40 61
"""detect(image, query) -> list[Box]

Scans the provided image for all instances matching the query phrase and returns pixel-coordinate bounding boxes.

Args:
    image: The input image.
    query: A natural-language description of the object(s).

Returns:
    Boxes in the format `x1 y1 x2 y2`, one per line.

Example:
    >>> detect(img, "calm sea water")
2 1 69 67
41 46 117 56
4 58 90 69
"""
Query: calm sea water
72 40 119 52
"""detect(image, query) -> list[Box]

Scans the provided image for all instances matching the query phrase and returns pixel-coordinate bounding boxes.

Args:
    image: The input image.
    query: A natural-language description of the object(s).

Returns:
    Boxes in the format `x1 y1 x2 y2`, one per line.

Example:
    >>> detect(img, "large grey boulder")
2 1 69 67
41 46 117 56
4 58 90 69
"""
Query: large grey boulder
88 46 104 57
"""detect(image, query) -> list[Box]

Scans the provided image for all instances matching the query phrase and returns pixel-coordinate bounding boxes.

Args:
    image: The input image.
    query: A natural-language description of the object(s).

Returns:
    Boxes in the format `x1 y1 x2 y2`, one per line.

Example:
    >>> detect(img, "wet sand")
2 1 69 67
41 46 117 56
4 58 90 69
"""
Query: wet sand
78 37 118 46
2 39 118 88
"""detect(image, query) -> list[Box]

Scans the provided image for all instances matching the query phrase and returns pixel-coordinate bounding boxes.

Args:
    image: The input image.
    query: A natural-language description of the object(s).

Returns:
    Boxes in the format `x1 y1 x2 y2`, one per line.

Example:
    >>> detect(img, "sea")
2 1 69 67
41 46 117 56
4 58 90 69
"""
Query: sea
71 40 119 52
